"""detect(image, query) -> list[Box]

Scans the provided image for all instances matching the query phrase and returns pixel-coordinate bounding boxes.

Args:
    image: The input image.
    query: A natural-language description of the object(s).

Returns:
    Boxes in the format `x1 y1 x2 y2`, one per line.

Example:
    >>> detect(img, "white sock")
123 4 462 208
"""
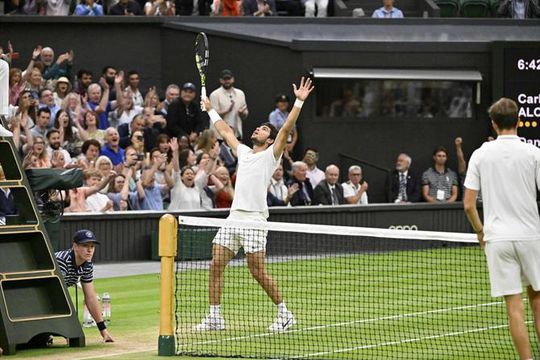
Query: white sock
210 305 221 317
277 302 288 315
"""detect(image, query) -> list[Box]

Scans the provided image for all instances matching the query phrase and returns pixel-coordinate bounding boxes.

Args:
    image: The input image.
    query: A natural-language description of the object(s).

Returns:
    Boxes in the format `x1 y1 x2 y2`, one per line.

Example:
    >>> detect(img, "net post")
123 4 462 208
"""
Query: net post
158 214 177 356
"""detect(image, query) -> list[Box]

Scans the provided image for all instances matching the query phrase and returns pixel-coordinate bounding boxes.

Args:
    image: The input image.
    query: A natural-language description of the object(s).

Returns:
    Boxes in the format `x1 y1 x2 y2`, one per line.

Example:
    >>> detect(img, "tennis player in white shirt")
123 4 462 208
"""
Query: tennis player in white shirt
464 97 540 360
195 77 313 332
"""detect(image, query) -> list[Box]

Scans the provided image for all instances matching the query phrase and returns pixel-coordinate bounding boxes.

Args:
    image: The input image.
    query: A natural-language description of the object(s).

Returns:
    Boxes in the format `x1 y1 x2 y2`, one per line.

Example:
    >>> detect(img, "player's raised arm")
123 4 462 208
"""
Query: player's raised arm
273 77 314 159
201 97 240 154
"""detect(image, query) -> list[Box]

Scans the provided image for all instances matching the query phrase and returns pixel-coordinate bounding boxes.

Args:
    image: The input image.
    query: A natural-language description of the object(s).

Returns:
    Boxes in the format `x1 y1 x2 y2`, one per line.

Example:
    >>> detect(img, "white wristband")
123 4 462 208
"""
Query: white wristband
208 109 221 124
294 99 304 109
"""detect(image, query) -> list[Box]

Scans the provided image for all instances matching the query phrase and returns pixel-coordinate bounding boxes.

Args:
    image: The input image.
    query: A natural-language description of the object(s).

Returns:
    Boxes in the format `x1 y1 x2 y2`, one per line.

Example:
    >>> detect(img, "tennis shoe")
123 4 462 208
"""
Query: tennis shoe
268 311 296 332
194 314 225 331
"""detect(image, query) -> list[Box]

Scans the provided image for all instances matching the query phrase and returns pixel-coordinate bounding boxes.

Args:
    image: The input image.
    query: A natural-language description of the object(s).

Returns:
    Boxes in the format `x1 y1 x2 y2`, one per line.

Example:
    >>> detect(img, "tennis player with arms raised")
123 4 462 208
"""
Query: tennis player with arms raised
464 98 540 360
195 77 313 332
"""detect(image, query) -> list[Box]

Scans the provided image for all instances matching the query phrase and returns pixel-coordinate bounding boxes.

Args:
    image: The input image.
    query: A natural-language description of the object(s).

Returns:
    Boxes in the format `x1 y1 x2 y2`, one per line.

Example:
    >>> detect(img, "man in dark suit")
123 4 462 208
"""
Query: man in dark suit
287 161 314 206
313 164 345 206
390 153 421 203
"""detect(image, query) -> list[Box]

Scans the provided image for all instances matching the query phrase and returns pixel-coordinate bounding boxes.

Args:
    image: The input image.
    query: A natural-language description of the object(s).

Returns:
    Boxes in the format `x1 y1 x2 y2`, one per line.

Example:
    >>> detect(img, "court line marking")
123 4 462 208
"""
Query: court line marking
178 300 505 347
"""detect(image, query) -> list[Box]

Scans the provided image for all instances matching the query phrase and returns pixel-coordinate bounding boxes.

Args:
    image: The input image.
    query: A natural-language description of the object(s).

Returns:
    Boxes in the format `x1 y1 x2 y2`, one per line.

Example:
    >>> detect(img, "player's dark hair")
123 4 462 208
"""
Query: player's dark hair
488 97 519 130
261 122 278 140
432 146 448 157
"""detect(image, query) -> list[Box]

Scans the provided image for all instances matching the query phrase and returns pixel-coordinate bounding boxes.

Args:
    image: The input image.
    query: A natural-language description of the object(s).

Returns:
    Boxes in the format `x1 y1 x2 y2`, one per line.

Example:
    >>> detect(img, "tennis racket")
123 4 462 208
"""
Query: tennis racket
195 32 209 99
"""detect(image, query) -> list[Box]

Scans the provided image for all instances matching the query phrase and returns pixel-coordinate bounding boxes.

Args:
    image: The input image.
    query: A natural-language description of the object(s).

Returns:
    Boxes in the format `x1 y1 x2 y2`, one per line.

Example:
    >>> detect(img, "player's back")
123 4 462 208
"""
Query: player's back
467 135 540 241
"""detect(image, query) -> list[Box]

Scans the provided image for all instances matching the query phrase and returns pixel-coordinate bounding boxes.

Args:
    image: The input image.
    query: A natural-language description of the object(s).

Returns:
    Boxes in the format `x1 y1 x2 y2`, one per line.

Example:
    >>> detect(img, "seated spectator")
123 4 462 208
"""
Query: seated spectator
213 166 234 208
53 77 71 108
144 87 161 112
85 170 114 213
128 130 146 158
119 114 152 151
342 165 369 205
75 69 93 96
30 136 51 168
106 168 144 211
159 84 180 117
144 0 175 14
243 0 276 15
31 108 51 139
75 0 105 15
22 151 40 169
0 165 17 216
268 162 297 206
39 47 73 82
65 169 114 212
304 0 326 17
51 150 66 169
269 94 297 156
26 67 43 100
95 155 114 184
390 154 420 203
166 82 207 141
497 0 540 18
78 139 101 169
46 128 72 164
9 67 26 107
101 127 125 166
62 92 84 123
421 146 458 203
313 164 344 205
109 0 144 14
80 111 106 145
54 110 83 157
302 148 325 189
125 71 144 108
372 0 403 17
287 161 313 206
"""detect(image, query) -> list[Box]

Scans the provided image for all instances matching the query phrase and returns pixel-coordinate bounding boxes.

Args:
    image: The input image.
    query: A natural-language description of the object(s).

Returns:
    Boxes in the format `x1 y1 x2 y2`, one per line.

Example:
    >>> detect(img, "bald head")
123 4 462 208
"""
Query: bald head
325 164 340 185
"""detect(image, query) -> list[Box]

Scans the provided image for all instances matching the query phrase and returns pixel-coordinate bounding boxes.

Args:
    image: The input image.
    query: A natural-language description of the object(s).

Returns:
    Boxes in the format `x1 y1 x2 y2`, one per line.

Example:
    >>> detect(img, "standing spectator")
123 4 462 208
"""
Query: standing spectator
39 47 73 82
372 0 404 17
9 67 26 107
497 0 540 18
390 153 420 203
269 94 297 156
113 88 143 127
26 67 43 100
30 136 51 168
75 0 105 15
107 168 144 210
342 165 369 205
139 152 170 210
86 83 111 130
75 69 93 96
53 77 71 108
209 69 248 140
109 0 144 14
243 0 276 15
159 84 180 117
144 0 175 14
422 146 458 203
313 164 345 205
78 139 101 169
80 111 106 145
118 114 148 149
65 169 114 212
304 0 326 17
268 162 297 206
214 166 234 208
54 109 84 157
302 147 325 189
39 88 60 126
85 170 114 212
101 127 125 166
126 70 144 107
166 82 207 141
287 161 313 206
62 92 83 123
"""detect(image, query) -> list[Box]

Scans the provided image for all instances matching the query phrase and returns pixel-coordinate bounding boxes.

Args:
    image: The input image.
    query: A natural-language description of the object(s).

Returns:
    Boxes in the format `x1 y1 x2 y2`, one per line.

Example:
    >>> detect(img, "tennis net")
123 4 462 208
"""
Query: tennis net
173 215 536 359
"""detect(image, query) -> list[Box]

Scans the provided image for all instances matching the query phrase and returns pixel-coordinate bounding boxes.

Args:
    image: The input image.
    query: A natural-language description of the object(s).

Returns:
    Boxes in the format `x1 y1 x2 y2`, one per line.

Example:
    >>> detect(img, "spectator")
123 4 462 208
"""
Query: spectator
94 156 114 189
107 168 144 210
22 151 40 169
119 114 148 149
113 88 143 127
156 133 171 156
313 164 344 205
61 92 84 125
166 82 207 141
129 130 146 156
15 90 37 129
497 0 540 18
125 70 144 107
75 69 93 96
372 0 404 17
26 67 43 100
213 166 234 208
342 165 369 205
302 147 325 189
422 146 459 203
53 77 71 108
195 129 218 155
66 169 114 212
218 139 238 175
54 109 83 157
454 137 467 193
30 136 51 168
144 0 175 14
9 110 33 152
390 153 420 203
209 69 248 140
84 170 114 212
101 127 125 166
159 84 180 117
78 139 101 169
86 83 111 130
243 0 276 15
268 162 297 206
109 0 144 14
46 128 73 164
217 0 242 15
287 161 313 206
75 0 105 15
30 108 51 139
39 88 61 125
39 47 73 82
80 111 106 145
304 0 326 17
51 149 66 169
139 151 170 210
9 67 25 107
178 148 197 168
269 94 297 156
144 86 161 111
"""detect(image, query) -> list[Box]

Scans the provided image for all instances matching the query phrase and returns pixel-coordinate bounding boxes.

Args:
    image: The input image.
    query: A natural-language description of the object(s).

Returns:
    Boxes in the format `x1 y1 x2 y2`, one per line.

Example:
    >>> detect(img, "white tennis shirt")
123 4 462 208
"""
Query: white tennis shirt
464 135 540 242
231 144 281 218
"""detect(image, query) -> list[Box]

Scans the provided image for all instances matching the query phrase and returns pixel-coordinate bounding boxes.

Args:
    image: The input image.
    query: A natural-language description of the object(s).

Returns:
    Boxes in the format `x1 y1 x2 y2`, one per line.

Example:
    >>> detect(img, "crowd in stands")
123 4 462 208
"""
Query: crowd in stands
1 45 480 213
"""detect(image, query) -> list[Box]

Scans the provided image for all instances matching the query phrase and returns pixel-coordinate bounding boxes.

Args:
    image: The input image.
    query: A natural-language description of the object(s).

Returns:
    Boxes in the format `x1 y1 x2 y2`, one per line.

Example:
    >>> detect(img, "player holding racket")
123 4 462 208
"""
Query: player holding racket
195 77 313 332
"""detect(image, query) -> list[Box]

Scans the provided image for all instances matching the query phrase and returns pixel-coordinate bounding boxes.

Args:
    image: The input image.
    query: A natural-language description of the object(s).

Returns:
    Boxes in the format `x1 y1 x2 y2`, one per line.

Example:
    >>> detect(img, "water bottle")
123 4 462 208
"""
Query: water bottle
102 292 111 324
82 301 95 327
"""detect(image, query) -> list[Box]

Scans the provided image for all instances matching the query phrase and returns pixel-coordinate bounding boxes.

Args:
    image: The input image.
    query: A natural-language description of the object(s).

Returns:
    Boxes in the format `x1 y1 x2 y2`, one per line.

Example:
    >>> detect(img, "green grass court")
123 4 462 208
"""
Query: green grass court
11 246 538 359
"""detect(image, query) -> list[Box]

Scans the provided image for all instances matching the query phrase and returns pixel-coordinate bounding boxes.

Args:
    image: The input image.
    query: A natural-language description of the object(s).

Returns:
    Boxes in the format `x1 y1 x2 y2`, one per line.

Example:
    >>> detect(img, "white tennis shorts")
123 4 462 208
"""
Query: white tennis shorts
212 210 268 254
485 240 540 297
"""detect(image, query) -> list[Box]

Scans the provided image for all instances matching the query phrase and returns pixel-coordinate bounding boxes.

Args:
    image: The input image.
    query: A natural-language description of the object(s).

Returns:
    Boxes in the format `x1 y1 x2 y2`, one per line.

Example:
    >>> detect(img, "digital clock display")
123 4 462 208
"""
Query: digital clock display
517 59 540 71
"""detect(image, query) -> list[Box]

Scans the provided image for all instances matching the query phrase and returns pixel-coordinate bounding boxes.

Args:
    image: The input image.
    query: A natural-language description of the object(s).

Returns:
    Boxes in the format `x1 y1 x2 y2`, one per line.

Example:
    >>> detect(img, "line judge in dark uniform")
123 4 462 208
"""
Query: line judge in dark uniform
55 230 114 342
390 153 421 203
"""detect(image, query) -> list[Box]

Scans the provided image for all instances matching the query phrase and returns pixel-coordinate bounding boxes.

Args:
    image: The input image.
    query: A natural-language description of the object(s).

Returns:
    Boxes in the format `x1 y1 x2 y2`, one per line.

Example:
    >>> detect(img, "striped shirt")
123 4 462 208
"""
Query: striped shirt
421 167 458 201
54 249 94 286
